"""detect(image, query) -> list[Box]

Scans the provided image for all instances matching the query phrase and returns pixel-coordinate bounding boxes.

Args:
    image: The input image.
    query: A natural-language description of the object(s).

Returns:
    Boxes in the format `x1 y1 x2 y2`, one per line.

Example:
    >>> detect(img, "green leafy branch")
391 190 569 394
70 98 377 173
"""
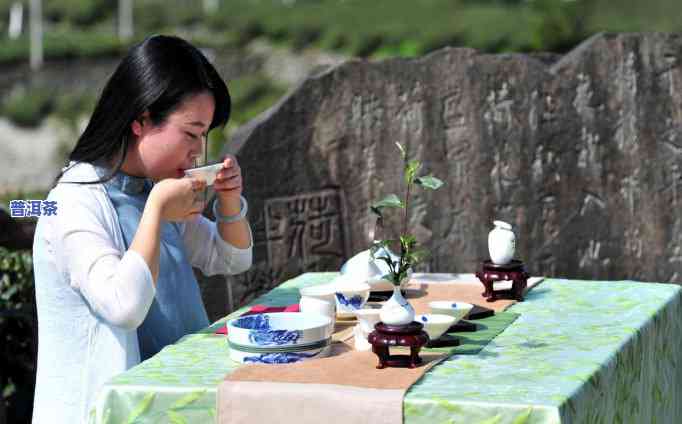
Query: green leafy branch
370 142 443 285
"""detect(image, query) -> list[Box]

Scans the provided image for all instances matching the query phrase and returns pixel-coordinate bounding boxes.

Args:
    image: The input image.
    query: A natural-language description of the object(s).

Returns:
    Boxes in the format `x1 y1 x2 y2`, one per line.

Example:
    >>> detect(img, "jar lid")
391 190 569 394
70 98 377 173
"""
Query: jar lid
493 220 512 230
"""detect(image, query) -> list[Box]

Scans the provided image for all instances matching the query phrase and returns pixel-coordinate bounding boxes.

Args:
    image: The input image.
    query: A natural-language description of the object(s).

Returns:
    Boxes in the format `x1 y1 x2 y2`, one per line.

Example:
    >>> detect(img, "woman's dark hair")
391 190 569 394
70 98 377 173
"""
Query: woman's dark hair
59 34 230 184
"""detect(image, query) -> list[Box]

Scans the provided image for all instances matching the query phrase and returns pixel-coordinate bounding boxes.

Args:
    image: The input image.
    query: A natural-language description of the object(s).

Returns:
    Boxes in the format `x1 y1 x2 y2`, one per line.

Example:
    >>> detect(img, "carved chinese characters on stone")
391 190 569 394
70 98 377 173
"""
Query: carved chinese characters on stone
265 190 349 272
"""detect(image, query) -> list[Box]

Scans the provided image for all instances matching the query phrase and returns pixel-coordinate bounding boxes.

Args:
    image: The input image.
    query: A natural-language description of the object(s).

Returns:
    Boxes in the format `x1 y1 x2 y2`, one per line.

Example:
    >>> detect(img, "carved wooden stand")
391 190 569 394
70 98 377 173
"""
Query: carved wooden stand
368 322 429 369
475 259 529 302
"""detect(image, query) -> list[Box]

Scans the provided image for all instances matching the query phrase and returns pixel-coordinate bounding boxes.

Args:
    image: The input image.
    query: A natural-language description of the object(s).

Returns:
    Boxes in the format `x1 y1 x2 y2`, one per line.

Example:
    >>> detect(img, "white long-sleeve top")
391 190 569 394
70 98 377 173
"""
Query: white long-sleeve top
31 161 252 424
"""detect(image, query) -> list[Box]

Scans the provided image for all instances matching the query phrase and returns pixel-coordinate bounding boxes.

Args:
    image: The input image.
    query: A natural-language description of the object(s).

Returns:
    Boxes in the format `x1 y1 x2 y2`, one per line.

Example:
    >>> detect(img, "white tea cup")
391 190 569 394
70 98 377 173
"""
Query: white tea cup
299 283 337 303
299 296 336 320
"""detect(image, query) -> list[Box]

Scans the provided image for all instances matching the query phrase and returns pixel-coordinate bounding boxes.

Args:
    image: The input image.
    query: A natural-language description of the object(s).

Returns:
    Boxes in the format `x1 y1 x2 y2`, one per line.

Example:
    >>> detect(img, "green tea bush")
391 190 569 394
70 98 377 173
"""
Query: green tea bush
227 74 287 126
0 248 33 314
207 74 287 161
134 0 204 33
0 246 36 423
44 0 113 26
53 91 96 128
0 30 125 65
1 87 54 128
2 0 682 68
205 0 680 58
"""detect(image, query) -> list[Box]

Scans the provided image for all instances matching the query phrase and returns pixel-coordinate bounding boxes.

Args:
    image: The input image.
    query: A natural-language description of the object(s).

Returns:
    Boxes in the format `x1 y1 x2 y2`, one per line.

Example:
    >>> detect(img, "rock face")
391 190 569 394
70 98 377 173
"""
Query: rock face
218 32 682 312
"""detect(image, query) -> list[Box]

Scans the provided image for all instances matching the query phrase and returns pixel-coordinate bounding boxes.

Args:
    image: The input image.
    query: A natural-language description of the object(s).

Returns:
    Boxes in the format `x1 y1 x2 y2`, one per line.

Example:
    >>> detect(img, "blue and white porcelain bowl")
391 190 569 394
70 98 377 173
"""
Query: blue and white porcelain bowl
227 312 333 348
428 301 474 322
229 344 333 364
332 278 371 318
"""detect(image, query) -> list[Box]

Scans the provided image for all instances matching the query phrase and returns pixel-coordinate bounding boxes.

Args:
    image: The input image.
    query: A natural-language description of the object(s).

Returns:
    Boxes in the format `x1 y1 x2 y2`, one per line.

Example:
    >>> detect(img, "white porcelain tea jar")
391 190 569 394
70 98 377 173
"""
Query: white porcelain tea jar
379 279 415 326
488 220 516 265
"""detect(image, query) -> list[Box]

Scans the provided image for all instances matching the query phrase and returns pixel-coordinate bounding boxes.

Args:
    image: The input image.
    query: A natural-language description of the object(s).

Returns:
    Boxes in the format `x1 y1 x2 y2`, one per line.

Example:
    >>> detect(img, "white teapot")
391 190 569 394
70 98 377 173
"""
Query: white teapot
339 246 412 292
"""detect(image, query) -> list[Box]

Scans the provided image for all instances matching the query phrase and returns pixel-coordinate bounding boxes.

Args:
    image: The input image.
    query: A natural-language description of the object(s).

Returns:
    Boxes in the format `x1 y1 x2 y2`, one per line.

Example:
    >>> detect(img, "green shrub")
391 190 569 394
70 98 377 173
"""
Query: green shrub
206 74 287 162
0 37 30 65
227 74 287 124
0 191 49 212
52 91 96 129
0 246 36 424
0 86 95 135
43 30 125 58
0 248 33 312
44 0 114 26
3 0 682 66
1 88 54 128
207 126 227 163
134 0 204 33
0 30 126 65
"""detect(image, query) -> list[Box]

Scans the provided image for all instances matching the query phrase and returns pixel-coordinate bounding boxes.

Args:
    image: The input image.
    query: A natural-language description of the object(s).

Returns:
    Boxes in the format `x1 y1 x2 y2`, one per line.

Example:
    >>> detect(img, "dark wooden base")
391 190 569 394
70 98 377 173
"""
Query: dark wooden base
475 259 529 302
448 320 477 333
368 322 429 369
468 304 495 320
426 333 460 348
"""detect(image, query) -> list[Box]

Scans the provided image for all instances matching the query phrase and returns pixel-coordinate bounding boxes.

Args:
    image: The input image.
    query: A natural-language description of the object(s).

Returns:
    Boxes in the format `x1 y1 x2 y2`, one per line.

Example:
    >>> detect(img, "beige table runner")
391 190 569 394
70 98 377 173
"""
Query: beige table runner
217 277 544 424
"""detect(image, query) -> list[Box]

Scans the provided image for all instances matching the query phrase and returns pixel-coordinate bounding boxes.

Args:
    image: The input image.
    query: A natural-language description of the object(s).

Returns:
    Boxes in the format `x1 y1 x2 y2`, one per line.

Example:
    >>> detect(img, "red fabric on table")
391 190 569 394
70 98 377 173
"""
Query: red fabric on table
214 304 300 335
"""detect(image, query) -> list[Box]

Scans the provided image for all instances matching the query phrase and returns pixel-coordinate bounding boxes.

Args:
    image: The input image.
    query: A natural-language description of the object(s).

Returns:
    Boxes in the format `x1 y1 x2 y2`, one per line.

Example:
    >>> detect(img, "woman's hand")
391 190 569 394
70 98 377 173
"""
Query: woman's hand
148 178 206 222
212 154 251 248
213 155 243 211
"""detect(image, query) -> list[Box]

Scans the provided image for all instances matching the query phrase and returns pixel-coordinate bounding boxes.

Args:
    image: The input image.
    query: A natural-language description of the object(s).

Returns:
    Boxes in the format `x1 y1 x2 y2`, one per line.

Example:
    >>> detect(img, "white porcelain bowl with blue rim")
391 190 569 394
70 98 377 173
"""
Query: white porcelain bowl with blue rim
331 278 371 318
227 312 333 349
428 301 474 322
416 313 456 341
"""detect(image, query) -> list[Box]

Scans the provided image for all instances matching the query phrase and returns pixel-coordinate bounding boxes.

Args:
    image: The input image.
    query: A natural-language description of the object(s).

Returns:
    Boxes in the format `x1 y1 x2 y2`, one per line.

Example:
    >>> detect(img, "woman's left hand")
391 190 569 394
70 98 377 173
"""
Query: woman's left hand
214 155 243 206
213 155 251 248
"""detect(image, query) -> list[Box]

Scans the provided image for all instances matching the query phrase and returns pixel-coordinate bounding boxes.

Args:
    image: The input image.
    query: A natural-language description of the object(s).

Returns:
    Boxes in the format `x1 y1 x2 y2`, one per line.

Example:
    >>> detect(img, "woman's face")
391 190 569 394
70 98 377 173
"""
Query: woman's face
129 91 215 181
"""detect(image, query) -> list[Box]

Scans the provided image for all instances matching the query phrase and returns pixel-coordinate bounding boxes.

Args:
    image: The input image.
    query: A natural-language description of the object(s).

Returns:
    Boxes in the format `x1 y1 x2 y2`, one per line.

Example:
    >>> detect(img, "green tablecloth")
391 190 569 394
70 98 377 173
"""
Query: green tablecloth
90 274 682 424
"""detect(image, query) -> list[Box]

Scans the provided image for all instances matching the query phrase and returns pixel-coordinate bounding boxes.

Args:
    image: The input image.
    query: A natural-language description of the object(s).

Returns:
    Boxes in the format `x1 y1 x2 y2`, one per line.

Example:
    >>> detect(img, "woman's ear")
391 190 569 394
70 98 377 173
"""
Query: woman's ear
131 111 150 137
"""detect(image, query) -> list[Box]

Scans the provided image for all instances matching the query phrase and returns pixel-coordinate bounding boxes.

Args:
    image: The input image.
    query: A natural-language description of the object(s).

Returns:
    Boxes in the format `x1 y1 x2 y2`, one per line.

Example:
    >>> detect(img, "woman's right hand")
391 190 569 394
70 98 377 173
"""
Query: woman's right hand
148 178 206 222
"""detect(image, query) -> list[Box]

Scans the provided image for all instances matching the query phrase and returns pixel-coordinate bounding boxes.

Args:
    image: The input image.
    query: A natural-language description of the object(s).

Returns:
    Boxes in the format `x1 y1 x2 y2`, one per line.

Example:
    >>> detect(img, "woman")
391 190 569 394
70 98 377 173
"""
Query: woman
31 35 252 423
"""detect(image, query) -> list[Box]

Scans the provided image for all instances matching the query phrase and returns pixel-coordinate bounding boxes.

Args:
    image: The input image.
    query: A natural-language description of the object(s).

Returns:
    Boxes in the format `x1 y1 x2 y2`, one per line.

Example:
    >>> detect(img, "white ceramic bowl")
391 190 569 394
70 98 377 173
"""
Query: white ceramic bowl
340 249 412 291
183 162 223 186
416 314 456 341
227 312 333 349
365 269 413 292
333 281 371 318
299 283 337 303
428 301 474 322
299 296 335 320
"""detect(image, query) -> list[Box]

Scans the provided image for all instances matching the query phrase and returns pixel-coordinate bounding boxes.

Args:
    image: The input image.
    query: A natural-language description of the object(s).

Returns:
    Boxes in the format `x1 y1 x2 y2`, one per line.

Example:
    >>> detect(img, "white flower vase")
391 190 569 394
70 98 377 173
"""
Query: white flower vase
379 283 415 326
488 220 516 265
